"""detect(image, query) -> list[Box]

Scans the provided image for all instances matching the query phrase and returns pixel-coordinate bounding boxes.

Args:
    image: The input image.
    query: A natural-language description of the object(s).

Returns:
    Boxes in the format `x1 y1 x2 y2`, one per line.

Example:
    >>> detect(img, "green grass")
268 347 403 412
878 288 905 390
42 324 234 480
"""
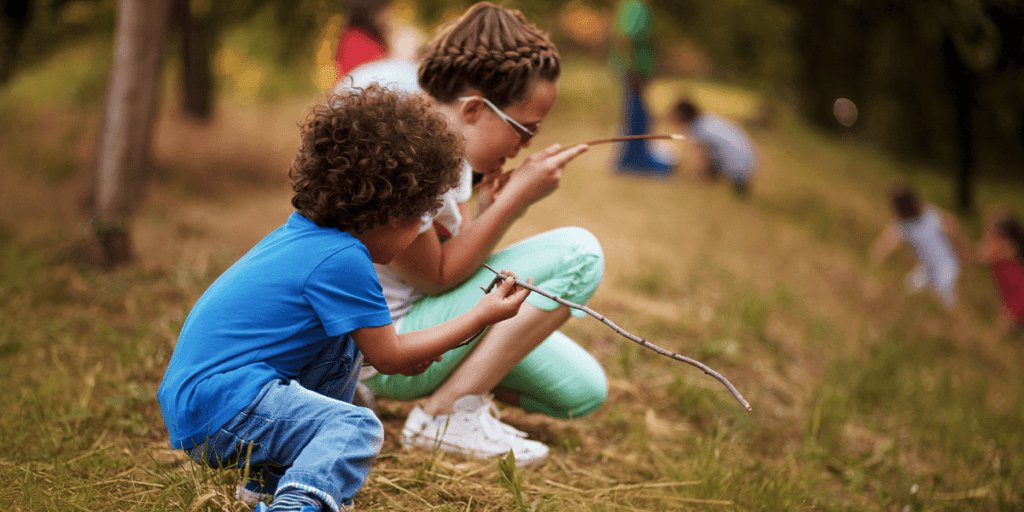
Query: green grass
2 40 1024 510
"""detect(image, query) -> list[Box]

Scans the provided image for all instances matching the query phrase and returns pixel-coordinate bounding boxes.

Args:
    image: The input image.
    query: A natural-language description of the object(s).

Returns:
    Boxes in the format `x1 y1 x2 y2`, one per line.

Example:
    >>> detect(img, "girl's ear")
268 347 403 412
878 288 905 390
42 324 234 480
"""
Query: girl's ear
458 97 485 125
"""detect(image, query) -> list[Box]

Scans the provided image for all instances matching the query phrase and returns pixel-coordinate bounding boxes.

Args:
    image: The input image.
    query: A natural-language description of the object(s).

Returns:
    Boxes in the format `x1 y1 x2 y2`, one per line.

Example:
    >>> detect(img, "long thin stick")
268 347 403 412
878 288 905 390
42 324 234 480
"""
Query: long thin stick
583 133 687 146
482 264 752 411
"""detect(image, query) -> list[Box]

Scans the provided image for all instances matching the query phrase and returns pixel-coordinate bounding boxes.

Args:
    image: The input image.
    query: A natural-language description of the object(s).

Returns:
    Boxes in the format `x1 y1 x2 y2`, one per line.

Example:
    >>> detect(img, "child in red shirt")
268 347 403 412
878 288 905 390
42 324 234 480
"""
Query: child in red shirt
335 0 391 80
980 211 1024 335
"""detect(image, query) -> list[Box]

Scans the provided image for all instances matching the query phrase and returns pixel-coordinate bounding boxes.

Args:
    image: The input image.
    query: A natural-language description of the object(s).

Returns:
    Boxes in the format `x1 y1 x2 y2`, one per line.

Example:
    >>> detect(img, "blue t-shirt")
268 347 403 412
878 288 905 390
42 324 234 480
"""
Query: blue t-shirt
689 114 757 182
157 212 392 449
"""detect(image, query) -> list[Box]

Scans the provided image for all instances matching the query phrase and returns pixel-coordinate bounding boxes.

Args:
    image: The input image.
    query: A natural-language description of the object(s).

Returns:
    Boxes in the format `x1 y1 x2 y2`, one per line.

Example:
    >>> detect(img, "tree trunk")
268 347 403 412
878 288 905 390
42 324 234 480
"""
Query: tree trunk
175 0 213 120
954 92 975 213
0 0 32 84
943 36 976 214
91 0 173 267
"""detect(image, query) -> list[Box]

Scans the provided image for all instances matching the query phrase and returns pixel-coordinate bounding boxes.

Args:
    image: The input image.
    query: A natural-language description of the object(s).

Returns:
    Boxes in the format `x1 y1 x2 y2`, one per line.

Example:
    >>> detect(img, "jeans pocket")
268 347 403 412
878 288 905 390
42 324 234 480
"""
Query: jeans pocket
187 428 239 468
189 423 287 470
230 433 284 469
297 341 359 399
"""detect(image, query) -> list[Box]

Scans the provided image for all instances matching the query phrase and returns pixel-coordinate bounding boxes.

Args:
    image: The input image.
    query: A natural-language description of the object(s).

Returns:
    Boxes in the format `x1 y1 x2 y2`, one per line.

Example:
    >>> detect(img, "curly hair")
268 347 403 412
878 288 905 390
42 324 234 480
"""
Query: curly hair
418 2 560 108
290 84 463 233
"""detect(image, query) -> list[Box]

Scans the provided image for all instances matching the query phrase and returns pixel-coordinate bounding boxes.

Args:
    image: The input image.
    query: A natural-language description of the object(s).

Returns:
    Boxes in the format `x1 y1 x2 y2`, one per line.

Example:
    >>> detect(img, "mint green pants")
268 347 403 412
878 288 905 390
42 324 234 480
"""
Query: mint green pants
365 227 607 419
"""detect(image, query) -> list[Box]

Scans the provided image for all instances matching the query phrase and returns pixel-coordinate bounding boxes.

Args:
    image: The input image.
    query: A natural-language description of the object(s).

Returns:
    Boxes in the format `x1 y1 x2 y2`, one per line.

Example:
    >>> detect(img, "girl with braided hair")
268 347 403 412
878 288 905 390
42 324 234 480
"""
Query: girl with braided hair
343 2 605 467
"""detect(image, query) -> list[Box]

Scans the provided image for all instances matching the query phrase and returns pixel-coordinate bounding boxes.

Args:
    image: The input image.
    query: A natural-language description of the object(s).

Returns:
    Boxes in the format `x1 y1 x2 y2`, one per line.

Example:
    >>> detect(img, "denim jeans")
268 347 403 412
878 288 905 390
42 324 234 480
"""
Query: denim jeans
187 336 382 511
616 81 673 175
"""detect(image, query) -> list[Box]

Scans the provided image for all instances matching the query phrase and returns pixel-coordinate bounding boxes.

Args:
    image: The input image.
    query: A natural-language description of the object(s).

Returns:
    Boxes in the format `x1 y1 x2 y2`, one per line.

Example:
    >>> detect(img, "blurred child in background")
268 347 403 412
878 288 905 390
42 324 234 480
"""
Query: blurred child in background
980 210 1024 336
871 184 968 309
673 98 757 195
334 0 392 80
609 0 674 176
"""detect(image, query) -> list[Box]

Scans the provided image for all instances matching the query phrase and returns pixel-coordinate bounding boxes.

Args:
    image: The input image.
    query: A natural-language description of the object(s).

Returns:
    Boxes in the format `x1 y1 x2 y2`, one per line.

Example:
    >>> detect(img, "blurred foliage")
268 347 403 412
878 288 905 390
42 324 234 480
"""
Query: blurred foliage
784 0 1024 177
0 0 113 83
650 0 797 88
2 0 1021 180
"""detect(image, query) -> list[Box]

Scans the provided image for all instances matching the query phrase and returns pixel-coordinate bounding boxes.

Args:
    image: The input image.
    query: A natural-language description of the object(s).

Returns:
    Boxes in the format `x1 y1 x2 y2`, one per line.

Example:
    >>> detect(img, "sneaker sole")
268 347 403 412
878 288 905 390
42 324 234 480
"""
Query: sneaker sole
400 431 547 467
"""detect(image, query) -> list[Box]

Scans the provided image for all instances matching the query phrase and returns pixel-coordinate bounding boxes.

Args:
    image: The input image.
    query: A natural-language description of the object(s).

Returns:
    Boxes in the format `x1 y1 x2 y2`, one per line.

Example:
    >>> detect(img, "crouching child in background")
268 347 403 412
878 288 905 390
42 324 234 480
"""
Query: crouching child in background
673 98 757 196
157 84 531 512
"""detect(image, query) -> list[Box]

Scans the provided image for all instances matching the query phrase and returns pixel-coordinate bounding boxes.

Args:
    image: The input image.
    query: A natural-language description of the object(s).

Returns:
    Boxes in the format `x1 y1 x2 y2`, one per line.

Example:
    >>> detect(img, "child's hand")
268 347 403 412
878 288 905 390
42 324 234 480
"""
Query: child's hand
476 170 512 213
502 144 588 208
474 271 531 325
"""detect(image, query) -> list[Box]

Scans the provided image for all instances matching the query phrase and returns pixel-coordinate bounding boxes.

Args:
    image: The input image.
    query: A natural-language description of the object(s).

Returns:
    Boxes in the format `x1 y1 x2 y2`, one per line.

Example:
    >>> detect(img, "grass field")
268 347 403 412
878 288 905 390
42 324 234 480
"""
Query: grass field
1 42 1023 510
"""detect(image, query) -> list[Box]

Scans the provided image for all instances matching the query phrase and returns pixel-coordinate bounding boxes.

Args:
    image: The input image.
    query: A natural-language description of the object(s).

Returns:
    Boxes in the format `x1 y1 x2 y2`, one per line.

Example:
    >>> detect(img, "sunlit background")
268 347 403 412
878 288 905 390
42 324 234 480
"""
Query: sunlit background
1 1 1023 510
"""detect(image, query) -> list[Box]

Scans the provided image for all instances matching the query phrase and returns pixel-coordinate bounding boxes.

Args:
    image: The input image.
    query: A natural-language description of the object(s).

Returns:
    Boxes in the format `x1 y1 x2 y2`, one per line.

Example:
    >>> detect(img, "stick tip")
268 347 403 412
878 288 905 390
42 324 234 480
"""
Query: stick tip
670 133 687 140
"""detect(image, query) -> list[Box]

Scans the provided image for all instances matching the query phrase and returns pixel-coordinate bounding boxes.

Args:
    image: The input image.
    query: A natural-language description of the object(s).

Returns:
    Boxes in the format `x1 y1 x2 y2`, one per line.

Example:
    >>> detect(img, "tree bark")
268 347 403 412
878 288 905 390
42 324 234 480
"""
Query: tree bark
91 0 173 267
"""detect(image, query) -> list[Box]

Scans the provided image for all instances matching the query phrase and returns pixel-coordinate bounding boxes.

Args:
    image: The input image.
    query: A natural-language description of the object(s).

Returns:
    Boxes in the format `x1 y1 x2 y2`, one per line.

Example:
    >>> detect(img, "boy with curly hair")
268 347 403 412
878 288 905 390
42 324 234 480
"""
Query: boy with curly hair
157 84 530 512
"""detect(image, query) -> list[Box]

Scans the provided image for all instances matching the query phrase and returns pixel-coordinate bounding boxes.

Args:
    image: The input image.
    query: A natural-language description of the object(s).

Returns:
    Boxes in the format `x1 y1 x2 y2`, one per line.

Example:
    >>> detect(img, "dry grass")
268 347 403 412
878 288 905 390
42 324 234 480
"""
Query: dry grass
1 46 1023 510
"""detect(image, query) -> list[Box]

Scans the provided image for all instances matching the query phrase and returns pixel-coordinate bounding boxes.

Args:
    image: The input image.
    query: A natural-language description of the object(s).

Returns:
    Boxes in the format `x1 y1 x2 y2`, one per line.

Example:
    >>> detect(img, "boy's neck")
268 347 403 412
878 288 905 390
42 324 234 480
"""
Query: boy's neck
354 217 421 264
354 227 390 264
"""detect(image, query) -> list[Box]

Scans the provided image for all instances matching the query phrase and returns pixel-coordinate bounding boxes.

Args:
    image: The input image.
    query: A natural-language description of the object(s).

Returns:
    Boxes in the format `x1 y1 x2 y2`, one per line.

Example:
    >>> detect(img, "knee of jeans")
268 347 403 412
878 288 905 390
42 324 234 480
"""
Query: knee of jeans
336 405 384 454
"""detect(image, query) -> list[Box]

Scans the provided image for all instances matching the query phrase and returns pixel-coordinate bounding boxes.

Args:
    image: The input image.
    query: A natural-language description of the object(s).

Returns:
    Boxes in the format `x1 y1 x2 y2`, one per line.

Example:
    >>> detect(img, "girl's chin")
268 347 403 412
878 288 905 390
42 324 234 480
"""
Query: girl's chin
467 156 505 175
480 164 504 175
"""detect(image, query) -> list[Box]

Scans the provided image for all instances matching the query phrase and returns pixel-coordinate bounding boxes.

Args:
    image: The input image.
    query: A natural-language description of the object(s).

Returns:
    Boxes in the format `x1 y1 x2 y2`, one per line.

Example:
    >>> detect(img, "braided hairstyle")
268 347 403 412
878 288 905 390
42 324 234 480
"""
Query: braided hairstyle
418 2 560 108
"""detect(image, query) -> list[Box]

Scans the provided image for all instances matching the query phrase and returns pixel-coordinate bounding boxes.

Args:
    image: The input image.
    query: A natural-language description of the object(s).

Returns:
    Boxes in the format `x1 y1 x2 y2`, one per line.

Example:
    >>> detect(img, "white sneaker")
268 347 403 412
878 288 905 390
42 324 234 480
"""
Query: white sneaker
400 395 549 467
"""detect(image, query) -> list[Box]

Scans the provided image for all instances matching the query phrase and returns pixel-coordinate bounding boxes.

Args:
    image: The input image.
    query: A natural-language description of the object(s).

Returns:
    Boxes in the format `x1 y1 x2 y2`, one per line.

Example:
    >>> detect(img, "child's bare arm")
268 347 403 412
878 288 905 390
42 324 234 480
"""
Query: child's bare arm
352 273 529 374
940 210 973 264
870 223 901 265
690 141 711 179
387 145 587 295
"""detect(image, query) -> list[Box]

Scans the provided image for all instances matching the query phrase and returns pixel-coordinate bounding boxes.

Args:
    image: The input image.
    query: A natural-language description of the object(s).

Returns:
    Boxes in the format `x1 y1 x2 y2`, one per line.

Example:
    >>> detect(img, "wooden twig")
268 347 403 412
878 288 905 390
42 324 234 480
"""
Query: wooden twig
582 133 687 146
482 264 752 411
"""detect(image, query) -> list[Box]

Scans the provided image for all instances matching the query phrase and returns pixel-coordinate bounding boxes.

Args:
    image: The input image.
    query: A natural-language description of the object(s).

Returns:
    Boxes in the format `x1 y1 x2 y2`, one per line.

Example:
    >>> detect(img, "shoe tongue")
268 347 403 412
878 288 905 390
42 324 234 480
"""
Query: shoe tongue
452 394 487 412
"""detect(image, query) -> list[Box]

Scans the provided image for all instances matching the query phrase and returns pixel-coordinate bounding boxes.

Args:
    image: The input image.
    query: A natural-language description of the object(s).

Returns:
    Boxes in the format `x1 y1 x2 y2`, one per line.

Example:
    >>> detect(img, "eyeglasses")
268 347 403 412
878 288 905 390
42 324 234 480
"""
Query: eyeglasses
458 96 537 144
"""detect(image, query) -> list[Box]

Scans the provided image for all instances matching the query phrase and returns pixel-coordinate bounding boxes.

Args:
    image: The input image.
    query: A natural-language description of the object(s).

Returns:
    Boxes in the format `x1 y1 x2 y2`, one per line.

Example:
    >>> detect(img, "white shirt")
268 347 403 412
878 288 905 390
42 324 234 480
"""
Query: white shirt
897 207 958 285
337 58 476 319
374 161 474 319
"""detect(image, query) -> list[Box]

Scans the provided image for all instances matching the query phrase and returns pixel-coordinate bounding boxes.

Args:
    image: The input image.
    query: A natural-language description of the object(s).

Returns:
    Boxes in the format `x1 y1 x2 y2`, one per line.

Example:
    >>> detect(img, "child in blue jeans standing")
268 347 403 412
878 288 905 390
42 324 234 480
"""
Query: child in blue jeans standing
157 84 530 512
